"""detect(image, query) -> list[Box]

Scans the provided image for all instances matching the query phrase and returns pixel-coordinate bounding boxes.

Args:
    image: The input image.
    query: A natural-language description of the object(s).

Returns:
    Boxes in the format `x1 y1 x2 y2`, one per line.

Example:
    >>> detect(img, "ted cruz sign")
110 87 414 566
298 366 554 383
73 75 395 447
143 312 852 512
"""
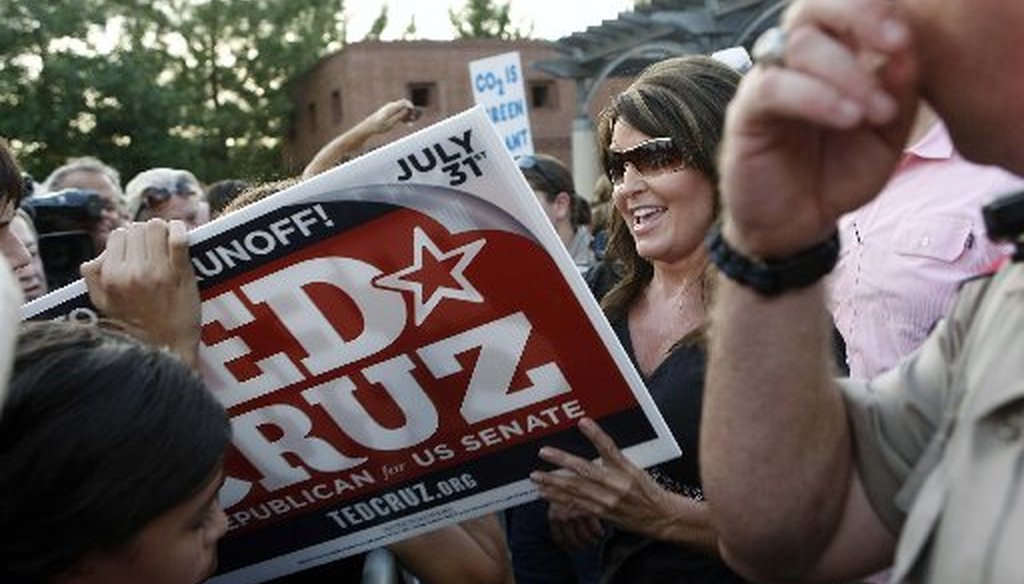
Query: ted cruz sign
23 107 678 583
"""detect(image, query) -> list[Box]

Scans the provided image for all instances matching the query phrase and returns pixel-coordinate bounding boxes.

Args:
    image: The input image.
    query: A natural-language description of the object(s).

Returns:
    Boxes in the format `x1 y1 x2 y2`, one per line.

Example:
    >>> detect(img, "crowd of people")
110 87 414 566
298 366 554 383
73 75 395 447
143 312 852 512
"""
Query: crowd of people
2 0 1024 582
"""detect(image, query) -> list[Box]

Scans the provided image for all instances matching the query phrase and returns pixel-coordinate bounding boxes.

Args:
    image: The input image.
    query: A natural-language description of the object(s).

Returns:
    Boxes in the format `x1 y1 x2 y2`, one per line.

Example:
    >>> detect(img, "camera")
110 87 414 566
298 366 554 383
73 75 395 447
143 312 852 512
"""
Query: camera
982 189 1024 261
22 188 103 289
23 188 104 233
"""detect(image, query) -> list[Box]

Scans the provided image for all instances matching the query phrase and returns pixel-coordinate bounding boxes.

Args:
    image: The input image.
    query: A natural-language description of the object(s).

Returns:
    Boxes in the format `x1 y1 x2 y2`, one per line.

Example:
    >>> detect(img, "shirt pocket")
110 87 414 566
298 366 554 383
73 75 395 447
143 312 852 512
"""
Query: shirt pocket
893 215 974 263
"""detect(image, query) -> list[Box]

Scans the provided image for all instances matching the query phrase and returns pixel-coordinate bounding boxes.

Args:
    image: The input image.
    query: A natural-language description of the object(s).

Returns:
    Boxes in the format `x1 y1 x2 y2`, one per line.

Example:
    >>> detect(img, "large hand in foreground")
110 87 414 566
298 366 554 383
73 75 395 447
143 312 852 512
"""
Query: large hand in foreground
531 418 680 543
82 219 200 368
721 0 919 257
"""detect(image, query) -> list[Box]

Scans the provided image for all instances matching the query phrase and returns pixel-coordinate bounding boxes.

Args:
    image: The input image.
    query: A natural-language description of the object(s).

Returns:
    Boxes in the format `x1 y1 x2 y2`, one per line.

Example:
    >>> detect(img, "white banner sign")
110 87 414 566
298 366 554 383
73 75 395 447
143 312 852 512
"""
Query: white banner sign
23 107 676 583
469 51 534 157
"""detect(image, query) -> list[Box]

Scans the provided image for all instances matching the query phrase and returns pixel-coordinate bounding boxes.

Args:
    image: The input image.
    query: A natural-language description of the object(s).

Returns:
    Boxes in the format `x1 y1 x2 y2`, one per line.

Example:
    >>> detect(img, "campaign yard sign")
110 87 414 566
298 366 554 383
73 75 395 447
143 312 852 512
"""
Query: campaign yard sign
23 107 679 583
468 51 534 157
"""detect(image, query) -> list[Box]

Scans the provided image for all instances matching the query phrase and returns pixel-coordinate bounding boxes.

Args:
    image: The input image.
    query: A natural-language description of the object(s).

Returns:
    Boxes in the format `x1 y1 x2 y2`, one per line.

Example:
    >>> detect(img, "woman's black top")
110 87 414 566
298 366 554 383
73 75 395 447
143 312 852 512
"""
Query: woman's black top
601 318 746 584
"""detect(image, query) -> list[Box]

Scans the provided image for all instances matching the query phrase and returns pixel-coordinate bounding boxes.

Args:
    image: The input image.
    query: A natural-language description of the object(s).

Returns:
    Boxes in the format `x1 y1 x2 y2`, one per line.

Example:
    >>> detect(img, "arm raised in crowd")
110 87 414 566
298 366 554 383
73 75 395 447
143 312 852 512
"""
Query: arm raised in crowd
303 99 419 179
701 0 917 581
387 514 512 584
81 219 201 368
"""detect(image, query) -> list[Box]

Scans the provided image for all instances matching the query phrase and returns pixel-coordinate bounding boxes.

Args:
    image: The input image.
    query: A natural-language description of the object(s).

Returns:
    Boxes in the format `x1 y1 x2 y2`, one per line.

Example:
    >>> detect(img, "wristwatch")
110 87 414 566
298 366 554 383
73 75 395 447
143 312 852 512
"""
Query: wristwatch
706 224 840 296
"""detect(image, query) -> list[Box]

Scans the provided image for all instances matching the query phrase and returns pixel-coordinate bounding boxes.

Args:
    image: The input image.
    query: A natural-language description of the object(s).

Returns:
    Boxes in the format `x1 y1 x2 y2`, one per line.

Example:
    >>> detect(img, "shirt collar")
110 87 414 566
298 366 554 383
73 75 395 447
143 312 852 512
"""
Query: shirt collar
905 120 955 161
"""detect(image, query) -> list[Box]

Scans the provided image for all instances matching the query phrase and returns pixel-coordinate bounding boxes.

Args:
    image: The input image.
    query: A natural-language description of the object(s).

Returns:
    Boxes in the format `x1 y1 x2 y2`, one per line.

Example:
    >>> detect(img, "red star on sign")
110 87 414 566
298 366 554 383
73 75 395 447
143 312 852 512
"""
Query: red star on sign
374 227 486 326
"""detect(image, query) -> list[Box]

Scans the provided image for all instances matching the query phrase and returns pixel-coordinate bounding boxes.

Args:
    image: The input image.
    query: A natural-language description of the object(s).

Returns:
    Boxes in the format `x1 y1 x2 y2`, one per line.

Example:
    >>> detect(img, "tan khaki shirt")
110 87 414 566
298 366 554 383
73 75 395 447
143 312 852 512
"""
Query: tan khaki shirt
841 261 1024 583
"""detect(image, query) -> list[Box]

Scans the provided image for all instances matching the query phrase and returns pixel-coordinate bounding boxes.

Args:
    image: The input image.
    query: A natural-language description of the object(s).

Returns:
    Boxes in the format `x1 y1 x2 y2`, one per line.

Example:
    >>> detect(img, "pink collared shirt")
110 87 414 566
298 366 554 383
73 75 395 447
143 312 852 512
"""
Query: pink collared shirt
828 121 1024 380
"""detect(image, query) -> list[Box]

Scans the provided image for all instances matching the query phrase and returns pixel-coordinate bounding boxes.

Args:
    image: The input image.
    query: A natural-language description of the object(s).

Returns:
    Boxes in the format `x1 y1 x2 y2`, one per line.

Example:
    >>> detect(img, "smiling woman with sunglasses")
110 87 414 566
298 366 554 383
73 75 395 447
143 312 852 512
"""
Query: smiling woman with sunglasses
531 55 747 584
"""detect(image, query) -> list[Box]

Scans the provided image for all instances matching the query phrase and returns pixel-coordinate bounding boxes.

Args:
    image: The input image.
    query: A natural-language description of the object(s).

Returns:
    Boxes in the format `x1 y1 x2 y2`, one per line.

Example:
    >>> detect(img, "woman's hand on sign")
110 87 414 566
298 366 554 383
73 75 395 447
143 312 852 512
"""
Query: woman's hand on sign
530 418 675 538
532 417 721 554
82 219 201 368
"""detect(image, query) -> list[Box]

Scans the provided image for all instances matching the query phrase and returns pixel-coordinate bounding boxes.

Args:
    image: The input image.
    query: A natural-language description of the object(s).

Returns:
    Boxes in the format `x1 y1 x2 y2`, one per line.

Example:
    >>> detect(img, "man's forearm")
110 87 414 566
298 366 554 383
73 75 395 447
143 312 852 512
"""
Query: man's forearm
702 277 853 580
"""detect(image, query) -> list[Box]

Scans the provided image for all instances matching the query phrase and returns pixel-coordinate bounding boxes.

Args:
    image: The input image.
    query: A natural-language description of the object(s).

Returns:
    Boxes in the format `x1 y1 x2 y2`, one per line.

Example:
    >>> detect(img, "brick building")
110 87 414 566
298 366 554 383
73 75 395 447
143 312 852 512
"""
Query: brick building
282 39 622 180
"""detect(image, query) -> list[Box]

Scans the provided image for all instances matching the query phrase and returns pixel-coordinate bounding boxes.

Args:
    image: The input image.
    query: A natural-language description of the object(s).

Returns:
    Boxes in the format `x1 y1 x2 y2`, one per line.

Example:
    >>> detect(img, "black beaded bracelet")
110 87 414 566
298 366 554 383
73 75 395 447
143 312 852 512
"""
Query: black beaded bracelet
705 224 840 296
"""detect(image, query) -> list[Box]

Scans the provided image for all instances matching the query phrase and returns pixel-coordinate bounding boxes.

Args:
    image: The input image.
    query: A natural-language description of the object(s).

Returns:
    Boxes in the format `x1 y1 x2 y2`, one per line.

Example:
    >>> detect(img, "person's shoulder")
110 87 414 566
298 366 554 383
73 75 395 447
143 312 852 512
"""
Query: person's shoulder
950 257 1024 336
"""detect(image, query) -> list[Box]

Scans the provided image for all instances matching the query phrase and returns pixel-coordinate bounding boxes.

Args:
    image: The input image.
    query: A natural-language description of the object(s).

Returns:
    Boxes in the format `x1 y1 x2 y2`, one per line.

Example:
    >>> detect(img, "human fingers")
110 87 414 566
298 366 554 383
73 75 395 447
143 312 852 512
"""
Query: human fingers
124 221 151 267
533 464 632 520
167 220 193 282
551 523 586 552
377 100 413 126
548 517 576 551
136 221 173 290
874 42 920 145
538 446 607 484
582 515 604 540
783 25 897 124
80 255 101 282
104 226 127 266
81 255 106 308
733 65 868 130
578 418 632 469
548 499 601 528
784 0 910 55
384 98 414 116
387 110 410 126
531 472 604 517
382 101 406 116
144 218 170 264
549 509 592 552
738 60 915 160
561 517 604 551
97 226 132 293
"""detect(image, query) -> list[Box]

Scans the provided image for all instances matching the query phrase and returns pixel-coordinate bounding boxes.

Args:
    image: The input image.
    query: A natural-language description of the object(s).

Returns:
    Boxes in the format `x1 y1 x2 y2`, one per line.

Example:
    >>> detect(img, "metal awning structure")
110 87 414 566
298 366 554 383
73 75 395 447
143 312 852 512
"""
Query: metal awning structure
534 0 786 200
537 0 786 111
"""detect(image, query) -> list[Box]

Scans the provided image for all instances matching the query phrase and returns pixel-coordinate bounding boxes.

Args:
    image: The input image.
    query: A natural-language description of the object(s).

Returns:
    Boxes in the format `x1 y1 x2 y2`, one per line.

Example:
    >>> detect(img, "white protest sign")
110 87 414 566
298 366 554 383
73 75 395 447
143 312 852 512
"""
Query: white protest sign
23 107 677 583
469 51 534 157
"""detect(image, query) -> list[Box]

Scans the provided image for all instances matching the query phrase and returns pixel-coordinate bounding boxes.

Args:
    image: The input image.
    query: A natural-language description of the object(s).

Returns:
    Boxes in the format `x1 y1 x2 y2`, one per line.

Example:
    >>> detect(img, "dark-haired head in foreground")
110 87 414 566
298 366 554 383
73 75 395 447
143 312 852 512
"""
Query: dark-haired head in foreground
0 322 230 584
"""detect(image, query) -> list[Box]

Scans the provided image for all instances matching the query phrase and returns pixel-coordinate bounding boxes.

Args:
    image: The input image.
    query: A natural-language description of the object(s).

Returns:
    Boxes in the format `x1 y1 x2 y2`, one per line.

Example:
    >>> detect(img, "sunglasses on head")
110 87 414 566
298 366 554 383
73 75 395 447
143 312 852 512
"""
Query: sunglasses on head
141 176 199 209
605 137 687 186
516 155 564 196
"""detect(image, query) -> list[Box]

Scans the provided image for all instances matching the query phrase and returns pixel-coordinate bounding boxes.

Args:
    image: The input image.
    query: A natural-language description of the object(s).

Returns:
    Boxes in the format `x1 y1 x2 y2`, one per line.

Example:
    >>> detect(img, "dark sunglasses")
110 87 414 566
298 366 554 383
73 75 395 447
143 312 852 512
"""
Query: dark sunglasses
605 137 687 186
516 155 564 196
